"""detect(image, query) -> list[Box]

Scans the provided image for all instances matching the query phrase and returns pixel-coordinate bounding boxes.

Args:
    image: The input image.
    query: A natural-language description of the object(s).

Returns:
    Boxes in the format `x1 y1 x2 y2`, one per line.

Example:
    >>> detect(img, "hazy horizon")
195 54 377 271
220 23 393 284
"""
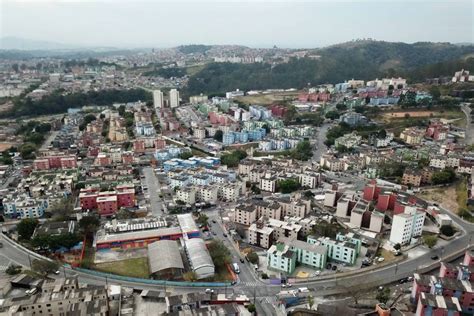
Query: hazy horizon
1 0 473 49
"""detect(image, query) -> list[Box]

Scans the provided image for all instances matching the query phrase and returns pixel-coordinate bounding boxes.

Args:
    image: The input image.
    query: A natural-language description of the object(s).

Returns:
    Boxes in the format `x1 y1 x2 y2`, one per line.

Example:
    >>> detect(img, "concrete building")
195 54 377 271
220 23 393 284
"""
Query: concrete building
267 242 296 274
308 232 361 266
169 89 180 108
248 222 274 248
234 205 257 226
153 90 164 108
389 206 426 245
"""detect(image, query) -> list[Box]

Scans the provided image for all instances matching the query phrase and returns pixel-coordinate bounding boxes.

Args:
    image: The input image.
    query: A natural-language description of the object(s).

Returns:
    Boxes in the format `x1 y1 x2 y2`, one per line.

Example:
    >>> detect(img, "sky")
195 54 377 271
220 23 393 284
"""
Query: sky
1 0 473 49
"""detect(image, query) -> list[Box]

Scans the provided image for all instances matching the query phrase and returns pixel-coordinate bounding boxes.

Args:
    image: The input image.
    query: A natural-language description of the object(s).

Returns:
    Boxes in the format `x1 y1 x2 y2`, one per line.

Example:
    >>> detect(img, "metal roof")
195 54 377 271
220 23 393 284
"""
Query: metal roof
147 240 184 274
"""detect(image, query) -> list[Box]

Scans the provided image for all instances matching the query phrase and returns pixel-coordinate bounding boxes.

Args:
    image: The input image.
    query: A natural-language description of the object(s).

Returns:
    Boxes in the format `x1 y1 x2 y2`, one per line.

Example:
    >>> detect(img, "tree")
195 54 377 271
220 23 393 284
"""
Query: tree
6 264 22 275
221 150 247 167
440 225 455 237
290 140 313 161
31 259 59 275
179 151 193 160
247 304 256 313
247 252 259 264
183 271 198 282
336 103 347 111
78 216 100 238
429 86 441 101
19 143 37 160
213 130 223 142
277 178 301 194
48 198 74 220
207 240 231 269
376 287 391 304
17 218 39 240
423 235 438 248
196 214 209 227
432 168 456 185
116 209 137 220
325 111 340 120
308 295 314 310
250 184 261 195
393 243 401 251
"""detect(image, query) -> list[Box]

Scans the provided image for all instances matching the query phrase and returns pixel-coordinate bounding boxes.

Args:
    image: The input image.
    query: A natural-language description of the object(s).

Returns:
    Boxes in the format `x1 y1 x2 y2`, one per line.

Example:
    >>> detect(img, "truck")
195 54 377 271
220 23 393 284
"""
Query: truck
232 263 240 274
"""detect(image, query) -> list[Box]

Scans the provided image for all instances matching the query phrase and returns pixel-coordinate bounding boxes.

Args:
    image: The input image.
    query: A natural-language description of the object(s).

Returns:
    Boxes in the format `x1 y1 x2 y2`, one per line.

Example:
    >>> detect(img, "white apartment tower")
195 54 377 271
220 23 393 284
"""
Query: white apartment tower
153 90 164 108
169 89 180 108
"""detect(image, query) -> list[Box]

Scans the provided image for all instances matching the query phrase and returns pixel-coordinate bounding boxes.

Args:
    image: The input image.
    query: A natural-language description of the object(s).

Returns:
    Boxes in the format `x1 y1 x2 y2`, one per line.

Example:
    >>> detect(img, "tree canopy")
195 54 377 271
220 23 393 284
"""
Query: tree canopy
17 218 39 240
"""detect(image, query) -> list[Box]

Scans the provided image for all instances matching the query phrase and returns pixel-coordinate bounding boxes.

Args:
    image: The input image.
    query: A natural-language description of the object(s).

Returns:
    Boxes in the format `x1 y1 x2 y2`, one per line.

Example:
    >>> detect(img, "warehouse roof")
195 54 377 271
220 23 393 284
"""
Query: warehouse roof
148 240 184 275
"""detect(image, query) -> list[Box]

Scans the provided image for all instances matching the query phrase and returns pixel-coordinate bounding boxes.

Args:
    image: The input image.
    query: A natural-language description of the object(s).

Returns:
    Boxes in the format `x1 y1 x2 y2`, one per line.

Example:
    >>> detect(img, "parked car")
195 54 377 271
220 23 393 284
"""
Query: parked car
431 255 439 260
205 289 214 294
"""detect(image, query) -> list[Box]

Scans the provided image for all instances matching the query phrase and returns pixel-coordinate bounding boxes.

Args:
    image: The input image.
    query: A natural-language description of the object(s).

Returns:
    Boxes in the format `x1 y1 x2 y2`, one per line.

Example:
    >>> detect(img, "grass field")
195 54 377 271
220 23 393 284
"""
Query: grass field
376 108 466 135
95 257 150 279
235 92 299 105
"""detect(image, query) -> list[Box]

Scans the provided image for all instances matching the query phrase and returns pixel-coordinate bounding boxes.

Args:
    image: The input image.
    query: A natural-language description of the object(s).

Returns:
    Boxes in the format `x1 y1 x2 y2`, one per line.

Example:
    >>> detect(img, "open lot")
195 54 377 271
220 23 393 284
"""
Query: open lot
417 184 458 213
235 91 299 105
95 257 150 279
379 109 465 127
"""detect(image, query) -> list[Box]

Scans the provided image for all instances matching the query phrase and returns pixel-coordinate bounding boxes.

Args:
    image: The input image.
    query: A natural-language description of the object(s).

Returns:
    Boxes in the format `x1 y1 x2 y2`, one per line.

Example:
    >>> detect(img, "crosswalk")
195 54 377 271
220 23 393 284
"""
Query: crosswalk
239 281 261 287
260 296 277 304
0 264 9 272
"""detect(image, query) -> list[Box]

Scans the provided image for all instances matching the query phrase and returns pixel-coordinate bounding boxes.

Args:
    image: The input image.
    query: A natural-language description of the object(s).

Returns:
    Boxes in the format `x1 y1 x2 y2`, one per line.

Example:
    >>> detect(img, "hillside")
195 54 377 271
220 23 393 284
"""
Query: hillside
185 41 473 95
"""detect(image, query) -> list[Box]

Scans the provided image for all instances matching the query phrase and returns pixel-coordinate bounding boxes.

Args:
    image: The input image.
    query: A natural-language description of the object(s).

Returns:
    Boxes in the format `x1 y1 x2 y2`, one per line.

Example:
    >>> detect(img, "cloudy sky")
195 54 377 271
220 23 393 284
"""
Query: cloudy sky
1 0 473 48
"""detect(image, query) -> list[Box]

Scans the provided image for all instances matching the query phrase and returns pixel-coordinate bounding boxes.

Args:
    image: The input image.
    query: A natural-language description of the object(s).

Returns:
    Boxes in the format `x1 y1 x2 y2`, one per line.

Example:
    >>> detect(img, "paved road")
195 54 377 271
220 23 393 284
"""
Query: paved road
461 105 473 145
142 167 165 216
312 123 330 163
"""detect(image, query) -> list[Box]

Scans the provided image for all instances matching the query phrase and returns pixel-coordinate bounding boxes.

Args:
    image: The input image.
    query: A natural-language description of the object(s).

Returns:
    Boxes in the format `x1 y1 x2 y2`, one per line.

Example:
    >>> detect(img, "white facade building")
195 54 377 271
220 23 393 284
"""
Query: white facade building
153 90 164 108
169 89 180 108
389 206 426 245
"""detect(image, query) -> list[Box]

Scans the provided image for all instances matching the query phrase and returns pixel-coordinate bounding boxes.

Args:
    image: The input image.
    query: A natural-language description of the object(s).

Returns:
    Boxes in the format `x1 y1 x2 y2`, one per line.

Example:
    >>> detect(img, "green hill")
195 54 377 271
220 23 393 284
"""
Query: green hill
185 41 473 95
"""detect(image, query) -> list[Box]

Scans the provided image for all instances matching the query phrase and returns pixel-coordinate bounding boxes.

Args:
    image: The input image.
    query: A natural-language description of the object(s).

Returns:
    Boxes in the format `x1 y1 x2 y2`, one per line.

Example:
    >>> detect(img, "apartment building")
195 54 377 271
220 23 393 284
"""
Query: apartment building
260 174 277 192
308 232 362 266
175 187 196 205
233 204 257 226
390 206 425 245
402 168 422 187
267 243 296 274
248 221 274 248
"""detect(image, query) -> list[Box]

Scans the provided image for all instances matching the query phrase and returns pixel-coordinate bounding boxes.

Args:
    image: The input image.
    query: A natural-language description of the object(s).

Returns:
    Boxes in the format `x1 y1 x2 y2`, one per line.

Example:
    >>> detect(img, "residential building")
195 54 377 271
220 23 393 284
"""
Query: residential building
389 206 426 245
248 221 274 248
402 168 422 187
169 89 180 108
308 232 361 266
267 242 296 274
416 292 462 316
400 127 424 145
233 204 257 226
153 90 164 108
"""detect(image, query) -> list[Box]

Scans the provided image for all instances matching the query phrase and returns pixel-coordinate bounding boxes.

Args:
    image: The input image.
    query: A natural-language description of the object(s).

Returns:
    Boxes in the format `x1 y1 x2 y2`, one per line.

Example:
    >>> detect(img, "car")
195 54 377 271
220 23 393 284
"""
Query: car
332 265 337 271
399 277 409 284
431 255 439 260
240 258 245 263
54 270 60 275
223 233 227 237
212 220 217 223
282 283 292 288
314 270 321 276
205 289 214 294
212 231 217 236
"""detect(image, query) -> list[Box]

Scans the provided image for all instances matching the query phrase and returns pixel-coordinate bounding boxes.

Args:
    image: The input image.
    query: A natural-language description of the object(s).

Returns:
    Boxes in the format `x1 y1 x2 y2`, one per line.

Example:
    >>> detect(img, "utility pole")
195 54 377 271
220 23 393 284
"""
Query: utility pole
27 254 32 269
253 286 256 304
63 266 67 279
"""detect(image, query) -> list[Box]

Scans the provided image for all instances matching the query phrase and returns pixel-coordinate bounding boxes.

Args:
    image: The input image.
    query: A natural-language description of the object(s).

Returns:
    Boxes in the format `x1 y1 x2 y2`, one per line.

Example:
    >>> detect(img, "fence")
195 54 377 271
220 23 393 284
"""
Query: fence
74 267 232 288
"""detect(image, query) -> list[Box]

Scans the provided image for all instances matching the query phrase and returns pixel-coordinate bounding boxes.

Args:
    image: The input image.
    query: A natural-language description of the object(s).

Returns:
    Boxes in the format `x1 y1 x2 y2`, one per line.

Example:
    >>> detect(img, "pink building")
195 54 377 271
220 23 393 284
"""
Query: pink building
154 138 166 149
122 152 134 164
60 157 77 169
416 292 461 316
33 159 50 170
133 139 145 153
97 195 118 216
464 249 474 266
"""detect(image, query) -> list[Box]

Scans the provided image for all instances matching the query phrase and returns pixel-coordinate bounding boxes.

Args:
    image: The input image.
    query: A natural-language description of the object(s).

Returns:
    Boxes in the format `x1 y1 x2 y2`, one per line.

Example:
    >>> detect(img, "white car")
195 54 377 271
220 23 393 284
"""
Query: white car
205 289 214 294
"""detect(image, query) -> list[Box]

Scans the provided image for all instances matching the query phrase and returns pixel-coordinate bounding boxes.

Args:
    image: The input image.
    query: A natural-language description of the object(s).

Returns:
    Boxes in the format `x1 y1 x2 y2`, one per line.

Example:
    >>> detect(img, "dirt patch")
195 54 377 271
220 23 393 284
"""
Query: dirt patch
383 111 435 118
0 143 16 151
417 185 458 213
